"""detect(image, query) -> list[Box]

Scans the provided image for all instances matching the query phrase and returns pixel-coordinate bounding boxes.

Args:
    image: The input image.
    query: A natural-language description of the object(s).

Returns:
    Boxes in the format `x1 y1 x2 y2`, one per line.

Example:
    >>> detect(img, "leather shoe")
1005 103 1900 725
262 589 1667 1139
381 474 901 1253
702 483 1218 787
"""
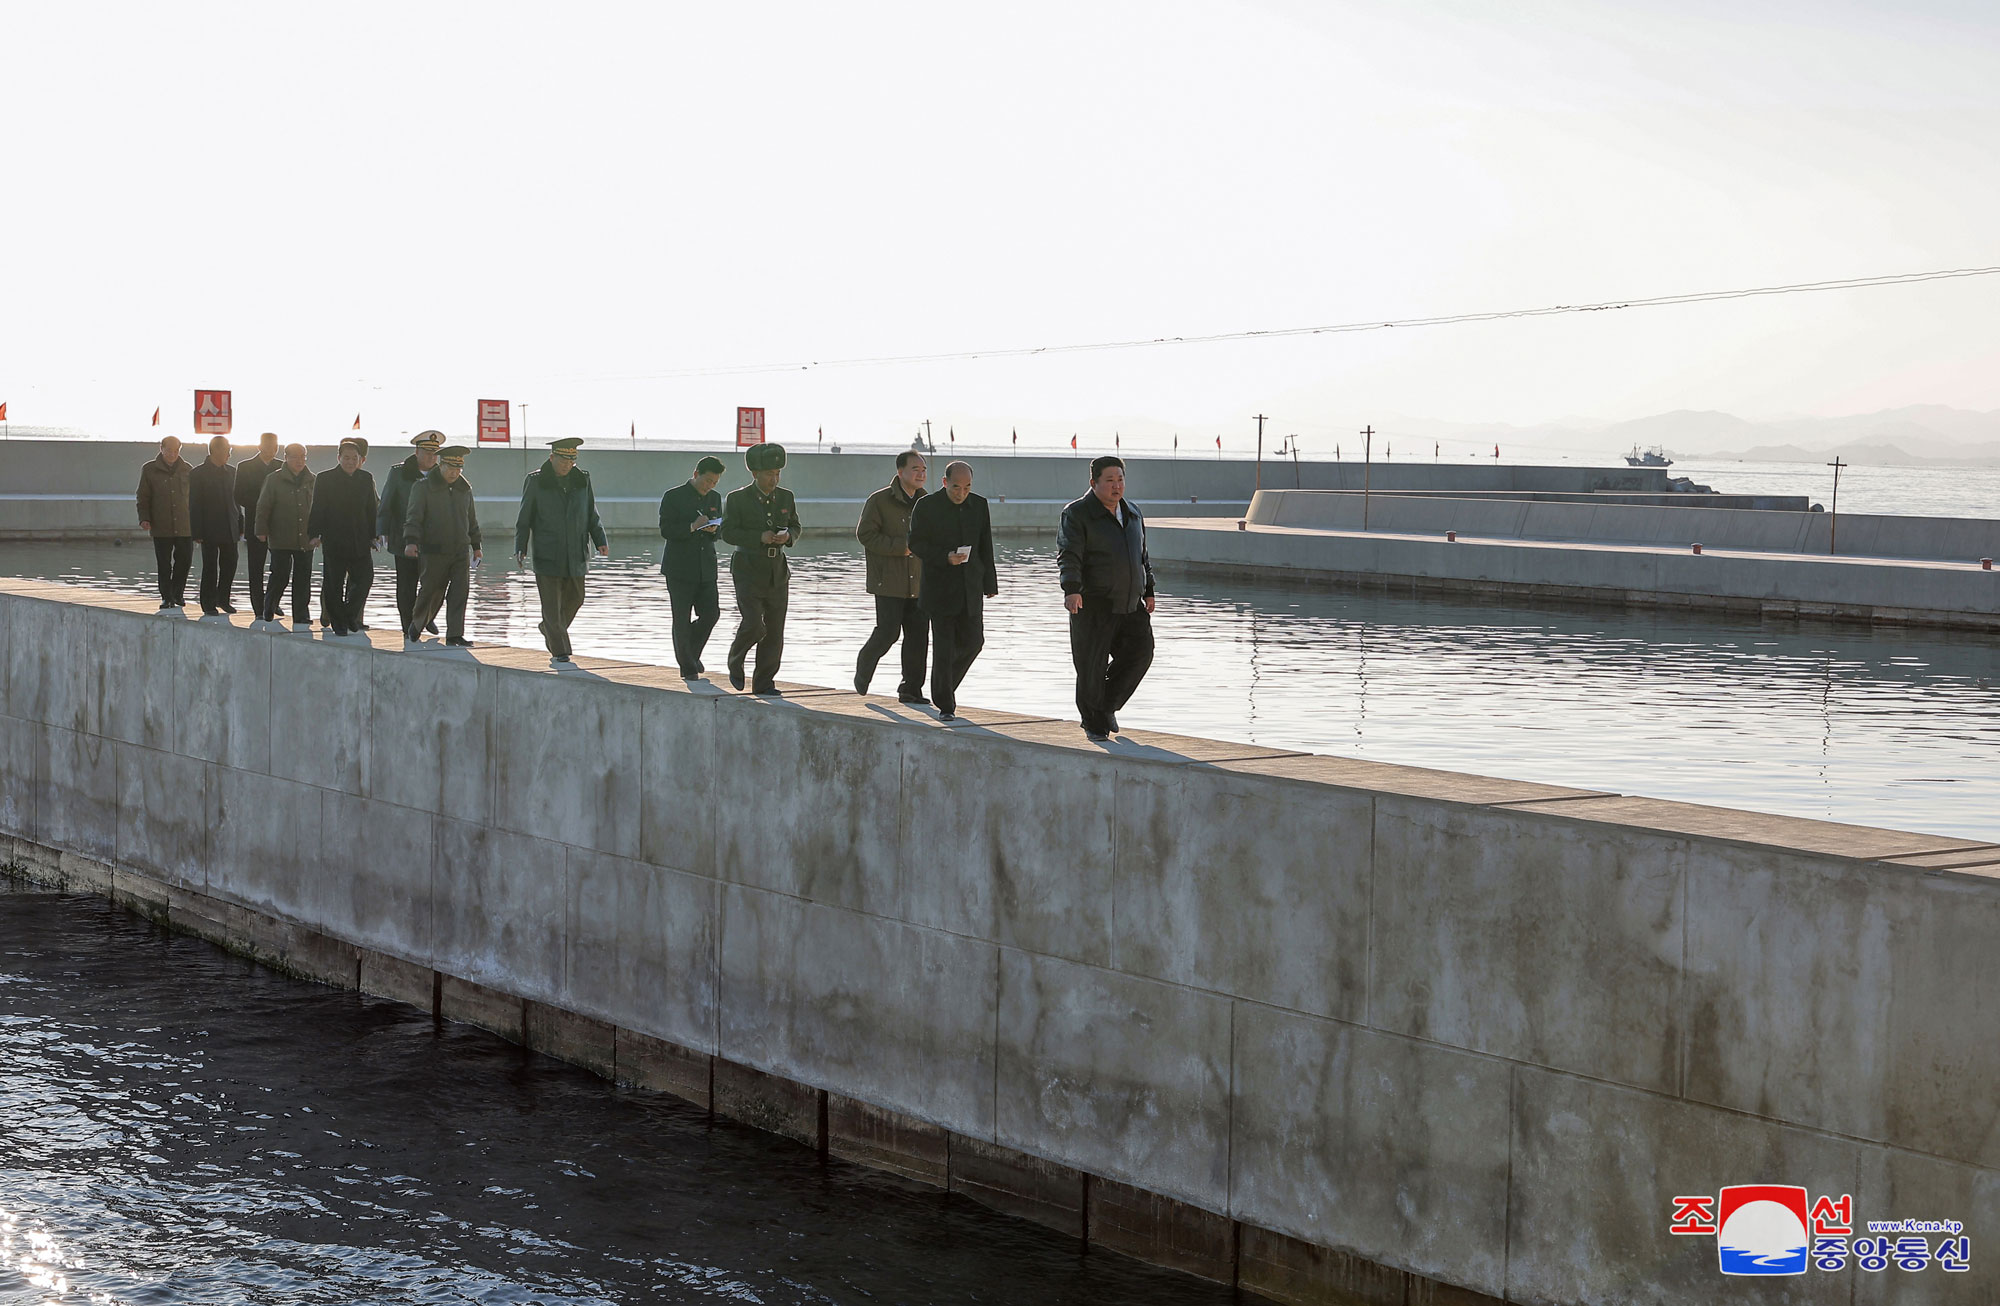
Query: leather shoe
1085 729 1110 743
1104 711 1119 734
854 672 868 695
729 664 746 691
898 690 930 705
752 683 781 696
446 636 475 647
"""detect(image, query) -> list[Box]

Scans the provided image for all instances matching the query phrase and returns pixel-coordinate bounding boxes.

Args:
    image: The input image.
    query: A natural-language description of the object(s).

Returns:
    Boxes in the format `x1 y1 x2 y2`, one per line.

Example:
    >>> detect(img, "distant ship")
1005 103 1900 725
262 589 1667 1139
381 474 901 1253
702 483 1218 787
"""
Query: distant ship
1625 445 1673 467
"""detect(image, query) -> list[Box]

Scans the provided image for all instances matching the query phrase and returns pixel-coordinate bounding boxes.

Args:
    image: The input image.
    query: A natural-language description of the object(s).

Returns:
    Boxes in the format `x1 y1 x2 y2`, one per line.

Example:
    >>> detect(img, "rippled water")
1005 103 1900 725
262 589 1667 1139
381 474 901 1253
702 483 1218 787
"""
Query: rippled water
3 536 1996 839
0 882 1229 1305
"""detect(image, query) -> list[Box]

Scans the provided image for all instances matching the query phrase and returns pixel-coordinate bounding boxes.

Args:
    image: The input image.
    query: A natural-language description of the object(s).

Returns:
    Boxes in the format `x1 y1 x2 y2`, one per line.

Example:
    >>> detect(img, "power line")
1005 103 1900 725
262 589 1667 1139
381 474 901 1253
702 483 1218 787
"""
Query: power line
563 263 2000 382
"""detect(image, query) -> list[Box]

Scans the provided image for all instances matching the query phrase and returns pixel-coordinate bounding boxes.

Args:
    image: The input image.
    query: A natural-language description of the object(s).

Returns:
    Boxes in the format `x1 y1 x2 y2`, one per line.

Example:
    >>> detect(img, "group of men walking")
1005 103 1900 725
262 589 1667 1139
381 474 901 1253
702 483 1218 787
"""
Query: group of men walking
139 435 1156 736
137 430 491 647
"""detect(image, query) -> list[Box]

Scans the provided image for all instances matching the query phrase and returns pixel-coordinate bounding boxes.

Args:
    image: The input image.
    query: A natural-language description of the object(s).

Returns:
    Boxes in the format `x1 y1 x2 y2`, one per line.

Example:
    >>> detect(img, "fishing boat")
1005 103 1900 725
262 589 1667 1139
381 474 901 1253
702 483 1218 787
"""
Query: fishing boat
1625 445 1673 467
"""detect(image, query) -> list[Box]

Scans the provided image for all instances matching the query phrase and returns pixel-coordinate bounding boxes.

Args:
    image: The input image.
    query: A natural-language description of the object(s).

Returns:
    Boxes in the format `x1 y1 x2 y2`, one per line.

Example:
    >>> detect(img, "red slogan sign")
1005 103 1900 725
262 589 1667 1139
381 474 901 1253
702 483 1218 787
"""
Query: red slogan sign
736 406 765 448
194 390 232 436
477 399 511 445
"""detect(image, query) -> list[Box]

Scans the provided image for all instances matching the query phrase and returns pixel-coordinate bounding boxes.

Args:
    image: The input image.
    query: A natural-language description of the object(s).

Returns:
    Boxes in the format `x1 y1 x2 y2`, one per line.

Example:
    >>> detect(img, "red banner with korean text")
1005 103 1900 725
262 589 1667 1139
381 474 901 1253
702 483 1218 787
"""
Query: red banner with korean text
736 407 765 448
477 399 510 444
194 390 232 435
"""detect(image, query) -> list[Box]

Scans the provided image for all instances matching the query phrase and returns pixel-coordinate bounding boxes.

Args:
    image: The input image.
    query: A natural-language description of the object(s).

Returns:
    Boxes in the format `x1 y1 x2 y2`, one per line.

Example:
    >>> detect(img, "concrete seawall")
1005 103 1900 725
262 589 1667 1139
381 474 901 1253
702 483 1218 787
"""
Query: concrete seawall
4 578 1997 1303
1150 499 2000 631
0 439 1672 538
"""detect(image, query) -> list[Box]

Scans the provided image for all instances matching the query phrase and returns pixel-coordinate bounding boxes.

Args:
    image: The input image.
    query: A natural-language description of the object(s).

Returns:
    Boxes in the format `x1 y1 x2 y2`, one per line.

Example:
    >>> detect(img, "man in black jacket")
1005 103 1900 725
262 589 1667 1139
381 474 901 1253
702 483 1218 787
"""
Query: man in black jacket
658 455 725 678
234 432 282 620
310 438 378 636
1056 455 1155 741
188 436 240 615
907 460 997 721
378 432 442 637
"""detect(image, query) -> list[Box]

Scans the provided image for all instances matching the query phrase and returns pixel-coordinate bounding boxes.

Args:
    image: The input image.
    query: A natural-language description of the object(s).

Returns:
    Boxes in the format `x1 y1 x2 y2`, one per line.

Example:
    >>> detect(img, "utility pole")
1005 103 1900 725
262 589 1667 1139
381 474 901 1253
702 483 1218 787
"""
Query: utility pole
518 403 529 451
923 418 933 451
1361 425 1374 529
1253 414 1268 492
1827 457 1847 555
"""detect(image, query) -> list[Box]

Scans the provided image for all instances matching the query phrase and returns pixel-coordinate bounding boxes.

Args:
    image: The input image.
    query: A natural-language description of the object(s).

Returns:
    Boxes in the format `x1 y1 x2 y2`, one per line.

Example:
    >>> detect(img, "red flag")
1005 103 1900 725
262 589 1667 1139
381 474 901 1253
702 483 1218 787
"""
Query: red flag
0 402 8 421
949 426 955 444
1070 434 1077 450
1011 428 1017 445
631 420 636 439
1215 435 1222 449
1115 432 1121 449
151 407 160 426
352 414 362 430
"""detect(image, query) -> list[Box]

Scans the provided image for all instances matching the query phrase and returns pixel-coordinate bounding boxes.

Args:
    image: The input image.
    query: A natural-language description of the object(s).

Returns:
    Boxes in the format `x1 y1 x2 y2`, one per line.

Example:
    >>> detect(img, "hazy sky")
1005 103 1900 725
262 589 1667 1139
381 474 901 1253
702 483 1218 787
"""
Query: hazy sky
4 0 1997 451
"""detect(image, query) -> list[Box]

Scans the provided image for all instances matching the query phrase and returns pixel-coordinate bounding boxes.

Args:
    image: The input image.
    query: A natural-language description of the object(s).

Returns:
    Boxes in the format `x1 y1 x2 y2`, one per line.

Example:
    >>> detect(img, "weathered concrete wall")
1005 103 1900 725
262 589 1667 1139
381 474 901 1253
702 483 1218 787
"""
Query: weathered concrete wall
4 577 1997 1304
1151 514 2000 631
1247 489 2000 562
0 438 1668 538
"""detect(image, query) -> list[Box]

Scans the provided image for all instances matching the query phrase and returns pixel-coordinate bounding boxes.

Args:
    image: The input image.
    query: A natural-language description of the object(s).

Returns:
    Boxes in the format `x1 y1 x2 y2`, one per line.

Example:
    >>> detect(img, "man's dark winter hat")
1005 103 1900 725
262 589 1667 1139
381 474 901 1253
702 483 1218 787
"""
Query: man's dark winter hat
745 443 787 472
438 445 470 466
696 456 726 475
548 437 583 456
412 431 444 450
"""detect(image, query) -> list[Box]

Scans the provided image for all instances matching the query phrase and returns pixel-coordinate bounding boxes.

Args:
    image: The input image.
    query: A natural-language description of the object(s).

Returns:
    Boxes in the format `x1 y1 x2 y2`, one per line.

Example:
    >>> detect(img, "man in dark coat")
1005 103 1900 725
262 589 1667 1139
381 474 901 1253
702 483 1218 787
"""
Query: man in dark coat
137 436 194 610
187 435 240 615
720 443 800 694
908 460 997 721
309 437 379 636
657 455 725 678
853 451 929 702
234 432 282 620
1057 454 1155 740
404 445 482 646
379 432 443 637
514 437 608 667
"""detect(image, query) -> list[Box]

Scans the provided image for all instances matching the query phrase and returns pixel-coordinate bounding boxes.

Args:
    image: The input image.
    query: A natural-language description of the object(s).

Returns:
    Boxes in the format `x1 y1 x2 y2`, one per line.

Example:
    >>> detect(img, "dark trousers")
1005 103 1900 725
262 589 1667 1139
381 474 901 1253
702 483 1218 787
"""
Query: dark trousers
535 574 587 659
1070 600 1153 733
412 554 470 641
243 536 271 619
197 539 237 612
665 570 719 675
391 553 428 634
727 557 789 691
928 605 983 715
266 548 314 623
151 536 192 605
856 594 928 696
321 549 373 633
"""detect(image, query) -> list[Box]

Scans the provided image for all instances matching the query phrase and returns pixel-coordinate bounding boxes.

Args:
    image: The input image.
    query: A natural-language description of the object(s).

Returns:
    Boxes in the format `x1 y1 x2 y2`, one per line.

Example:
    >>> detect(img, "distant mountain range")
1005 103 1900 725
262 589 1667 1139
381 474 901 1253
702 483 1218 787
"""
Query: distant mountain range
1374 406 2000 468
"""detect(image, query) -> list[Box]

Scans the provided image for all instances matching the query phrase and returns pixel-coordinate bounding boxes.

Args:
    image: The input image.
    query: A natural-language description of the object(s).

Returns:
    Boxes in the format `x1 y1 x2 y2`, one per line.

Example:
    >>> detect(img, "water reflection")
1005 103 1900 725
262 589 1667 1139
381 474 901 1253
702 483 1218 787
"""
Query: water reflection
3 537 1995 839
0 885 1229 1305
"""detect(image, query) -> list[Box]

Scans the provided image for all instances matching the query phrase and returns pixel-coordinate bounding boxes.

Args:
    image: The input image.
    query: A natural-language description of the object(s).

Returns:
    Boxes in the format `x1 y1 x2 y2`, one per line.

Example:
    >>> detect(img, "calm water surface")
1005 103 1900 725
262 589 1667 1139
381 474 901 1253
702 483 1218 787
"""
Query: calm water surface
0 883 1230 1305
3 535 1996 840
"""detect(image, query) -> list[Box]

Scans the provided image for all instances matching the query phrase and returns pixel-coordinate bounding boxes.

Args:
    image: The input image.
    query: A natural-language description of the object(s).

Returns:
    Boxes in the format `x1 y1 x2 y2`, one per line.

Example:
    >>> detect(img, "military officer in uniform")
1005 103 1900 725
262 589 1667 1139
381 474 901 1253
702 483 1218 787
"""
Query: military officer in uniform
720 443 800 694
404 444 482 647
514 436 608 668
379 432 443 637
658 455 726 678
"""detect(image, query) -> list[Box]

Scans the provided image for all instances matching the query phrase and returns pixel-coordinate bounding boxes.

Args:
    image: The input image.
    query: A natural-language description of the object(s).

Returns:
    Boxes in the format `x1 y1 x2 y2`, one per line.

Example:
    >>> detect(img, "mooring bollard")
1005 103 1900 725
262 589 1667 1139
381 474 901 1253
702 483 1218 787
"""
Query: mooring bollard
1984 558 1994 570
1446 530 1456 542
1692 543 1703 554
1237 519 1247 531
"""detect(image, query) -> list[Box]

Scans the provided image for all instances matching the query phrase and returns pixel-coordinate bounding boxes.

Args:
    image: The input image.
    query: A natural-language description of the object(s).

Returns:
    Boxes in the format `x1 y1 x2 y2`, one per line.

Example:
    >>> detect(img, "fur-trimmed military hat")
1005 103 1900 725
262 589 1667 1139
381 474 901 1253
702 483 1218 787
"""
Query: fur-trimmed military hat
745 443 786 472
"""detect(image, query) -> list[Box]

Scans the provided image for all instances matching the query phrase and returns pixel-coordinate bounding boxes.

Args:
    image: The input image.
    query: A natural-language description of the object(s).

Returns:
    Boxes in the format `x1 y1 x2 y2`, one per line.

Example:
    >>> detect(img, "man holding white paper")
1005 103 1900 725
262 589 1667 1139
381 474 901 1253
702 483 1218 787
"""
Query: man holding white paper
907 460 997 721
658 455 727 678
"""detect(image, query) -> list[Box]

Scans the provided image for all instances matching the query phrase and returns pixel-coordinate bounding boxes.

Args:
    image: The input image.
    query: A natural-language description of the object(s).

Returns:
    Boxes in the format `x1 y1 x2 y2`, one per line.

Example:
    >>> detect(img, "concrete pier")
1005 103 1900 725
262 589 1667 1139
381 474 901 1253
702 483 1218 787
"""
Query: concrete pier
0 438 1680 538
4 578 1998 1303
1149 490 2000 631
